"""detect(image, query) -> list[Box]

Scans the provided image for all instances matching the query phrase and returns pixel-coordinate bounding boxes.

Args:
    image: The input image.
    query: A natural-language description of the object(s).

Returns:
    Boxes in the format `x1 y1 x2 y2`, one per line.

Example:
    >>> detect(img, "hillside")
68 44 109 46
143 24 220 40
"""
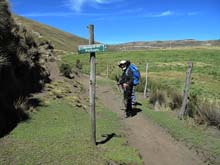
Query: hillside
13 15 220 53
108 39 220 51
13 15 89 52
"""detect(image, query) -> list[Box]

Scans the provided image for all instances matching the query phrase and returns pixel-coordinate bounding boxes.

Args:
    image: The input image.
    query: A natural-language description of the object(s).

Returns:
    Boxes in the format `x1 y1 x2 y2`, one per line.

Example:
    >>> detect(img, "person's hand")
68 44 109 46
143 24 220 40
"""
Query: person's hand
123 83 129 89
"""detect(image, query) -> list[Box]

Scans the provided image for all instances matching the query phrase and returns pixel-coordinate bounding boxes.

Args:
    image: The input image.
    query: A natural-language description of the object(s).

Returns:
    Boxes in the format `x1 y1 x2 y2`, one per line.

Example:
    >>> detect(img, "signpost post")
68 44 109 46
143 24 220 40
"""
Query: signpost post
88 24 96 145
78 25 106 145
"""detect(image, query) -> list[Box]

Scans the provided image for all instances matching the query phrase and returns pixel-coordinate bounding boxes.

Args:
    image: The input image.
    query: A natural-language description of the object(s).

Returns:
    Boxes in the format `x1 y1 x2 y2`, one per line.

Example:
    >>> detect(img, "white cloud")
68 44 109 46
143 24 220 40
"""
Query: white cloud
154 10 174 17
95 0 107 3
66 0 87 12
152 11 200 17
65 0 125 12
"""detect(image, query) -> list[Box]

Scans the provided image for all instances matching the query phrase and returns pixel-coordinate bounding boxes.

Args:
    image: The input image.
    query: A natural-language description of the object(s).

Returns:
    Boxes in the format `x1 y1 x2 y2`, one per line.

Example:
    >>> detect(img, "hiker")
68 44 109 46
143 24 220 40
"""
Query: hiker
118 60 137 117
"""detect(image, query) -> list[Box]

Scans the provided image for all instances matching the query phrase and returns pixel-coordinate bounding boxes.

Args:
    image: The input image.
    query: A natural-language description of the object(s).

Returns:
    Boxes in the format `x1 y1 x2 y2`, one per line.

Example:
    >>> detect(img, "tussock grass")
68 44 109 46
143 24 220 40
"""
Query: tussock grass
201 102 220 127
193 99 220 128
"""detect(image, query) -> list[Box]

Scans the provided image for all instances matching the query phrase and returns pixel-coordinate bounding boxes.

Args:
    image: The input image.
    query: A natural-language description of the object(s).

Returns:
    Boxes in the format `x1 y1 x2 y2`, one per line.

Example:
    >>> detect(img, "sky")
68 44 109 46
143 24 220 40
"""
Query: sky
10 0 220 44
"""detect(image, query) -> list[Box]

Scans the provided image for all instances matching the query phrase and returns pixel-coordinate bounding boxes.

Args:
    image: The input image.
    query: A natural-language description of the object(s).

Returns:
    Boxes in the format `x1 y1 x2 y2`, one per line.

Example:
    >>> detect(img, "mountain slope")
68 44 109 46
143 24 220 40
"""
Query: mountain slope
13 15 220 53
108 39 220 51
13 15 88 52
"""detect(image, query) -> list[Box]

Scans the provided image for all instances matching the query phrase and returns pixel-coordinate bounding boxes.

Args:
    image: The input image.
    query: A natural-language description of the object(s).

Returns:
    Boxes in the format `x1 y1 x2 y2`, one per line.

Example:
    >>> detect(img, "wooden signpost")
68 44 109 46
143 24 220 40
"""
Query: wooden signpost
78 25 106 145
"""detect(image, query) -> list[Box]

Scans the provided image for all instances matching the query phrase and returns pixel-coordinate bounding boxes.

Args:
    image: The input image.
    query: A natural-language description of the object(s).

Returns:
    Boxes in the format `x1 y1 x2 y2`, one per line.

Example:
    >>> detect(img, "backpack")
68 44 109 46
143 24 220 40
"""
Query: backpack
126 63 140 85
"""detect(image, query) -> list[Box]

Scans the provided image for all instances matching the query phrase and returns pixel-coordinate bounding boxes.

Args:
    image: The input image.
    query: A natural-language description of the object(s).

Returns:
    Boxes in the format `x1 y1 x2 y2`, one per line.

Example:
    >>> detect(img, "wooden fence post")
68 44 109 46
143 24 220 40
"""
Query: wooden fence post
106 63 109 78
144 63 148 98
178 61 193 119
88 24 96 145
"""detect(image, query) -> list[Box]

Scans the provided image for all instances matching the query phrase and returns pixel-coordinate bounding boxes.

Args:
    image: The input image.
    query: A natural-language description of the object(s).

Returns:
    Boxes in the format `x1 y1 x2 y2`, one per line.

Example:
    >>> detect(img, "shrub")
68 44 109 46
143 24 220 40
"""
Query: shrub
59 63 79 79
196 100 220 128
75 59 82 70
169 92 182 110
59 63 73 78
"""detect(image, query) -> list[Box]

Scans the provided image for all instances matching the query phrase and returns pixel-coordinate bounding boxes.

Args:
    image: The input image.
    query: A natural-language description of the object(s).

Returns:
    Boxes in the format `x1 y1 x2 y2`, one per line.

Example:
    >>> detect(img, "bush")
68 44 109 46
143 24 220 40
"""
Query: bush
169 92 182 110
76 59 82 70
59 63 74 78
196 100 220 128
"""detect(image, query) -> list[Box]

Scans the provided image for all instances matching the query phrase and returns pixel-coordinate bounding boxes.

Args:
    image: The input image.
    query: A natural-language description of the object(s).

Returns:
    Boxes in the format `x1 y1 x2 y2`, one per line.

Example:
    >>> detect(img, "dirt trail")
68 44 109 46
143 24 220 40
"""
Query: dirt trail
80 75 206 165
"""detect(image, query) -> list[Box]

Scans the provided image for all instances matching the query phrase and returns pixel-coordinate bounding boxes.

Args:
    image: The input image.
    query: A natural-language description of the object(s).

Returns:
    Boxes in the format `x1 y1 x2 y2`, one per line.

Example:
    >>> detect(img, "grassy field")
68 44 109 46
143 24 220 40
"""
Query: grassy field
0 87 142 164
61 48 220 101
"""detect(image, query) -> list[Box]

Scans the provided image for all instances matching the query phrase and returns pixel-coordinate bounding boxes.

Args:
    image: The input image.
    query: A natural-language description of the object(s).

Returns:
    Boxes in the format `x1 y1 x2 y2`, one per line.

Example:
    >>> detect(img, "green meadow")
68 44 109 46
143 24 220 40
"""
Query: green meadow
62 48 220 101
0 98 142 164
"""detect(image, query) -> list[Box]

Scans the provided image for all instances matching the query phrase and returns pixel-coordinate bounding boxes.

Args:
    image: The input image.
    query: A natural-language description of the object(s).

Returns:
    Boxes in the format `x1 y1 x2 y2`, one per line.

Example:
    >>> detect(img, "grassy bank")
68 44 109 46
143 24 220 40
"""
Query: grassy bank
0 98 142 164
138 95 220 164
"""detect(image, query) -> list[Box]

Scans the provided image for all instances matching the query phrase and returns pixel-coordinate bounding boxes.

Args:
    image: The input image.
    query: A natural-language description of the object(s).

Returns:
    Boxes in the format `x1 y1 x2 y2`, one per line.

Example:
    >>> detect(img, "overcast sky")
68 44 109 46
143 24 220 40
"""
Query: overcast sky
10 0 220 44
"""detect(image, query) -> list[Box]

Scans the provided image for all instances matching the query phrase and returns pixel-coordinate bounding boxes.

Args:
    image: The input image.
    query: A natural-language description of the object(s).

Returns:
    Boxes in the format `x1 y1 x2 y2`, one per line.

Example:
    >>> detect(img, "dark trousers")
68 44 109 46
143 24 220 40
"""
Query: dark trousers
123 86 133 115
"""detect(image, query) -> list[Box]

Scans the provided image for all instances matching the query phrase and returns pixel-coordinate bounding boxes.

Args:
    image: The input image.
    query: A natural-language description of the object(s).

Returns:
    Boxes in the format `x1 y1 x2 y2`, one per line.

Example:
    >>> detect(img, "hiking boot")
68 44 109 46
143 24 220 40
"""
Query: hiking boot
125 111 132 118
125 114 130 118
120 106 126 111
125 112 129 118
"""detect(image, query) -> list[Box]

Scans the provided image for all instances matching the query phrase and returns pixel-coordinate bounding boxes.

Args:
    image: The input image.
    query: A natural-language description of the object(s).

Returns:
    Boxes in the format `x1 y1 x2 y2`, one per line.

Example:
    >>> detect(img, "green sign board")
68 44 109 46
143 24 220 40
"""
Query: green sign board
78 44 107 54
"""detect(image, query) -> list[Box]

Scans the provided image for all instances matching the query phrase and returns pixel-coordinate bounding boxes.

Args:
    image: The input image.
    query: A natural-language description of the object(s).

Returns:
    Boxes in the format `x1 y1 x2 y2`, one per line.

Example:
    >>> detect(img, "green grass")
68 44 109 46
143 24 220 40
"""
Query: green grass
96 104 142 164
61 49 220 100
0 99 142 164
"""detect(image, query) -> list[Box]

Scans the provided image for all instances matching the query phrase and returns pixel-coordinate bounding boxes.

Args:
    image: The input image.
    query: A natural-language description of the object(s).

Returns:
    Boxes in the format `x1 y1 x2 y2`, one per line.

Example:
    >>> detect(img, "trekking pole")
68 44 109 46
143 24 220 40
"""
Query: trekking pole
114 76 125 110
115 75 121 93
119 84 125 111
116 83 122 93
